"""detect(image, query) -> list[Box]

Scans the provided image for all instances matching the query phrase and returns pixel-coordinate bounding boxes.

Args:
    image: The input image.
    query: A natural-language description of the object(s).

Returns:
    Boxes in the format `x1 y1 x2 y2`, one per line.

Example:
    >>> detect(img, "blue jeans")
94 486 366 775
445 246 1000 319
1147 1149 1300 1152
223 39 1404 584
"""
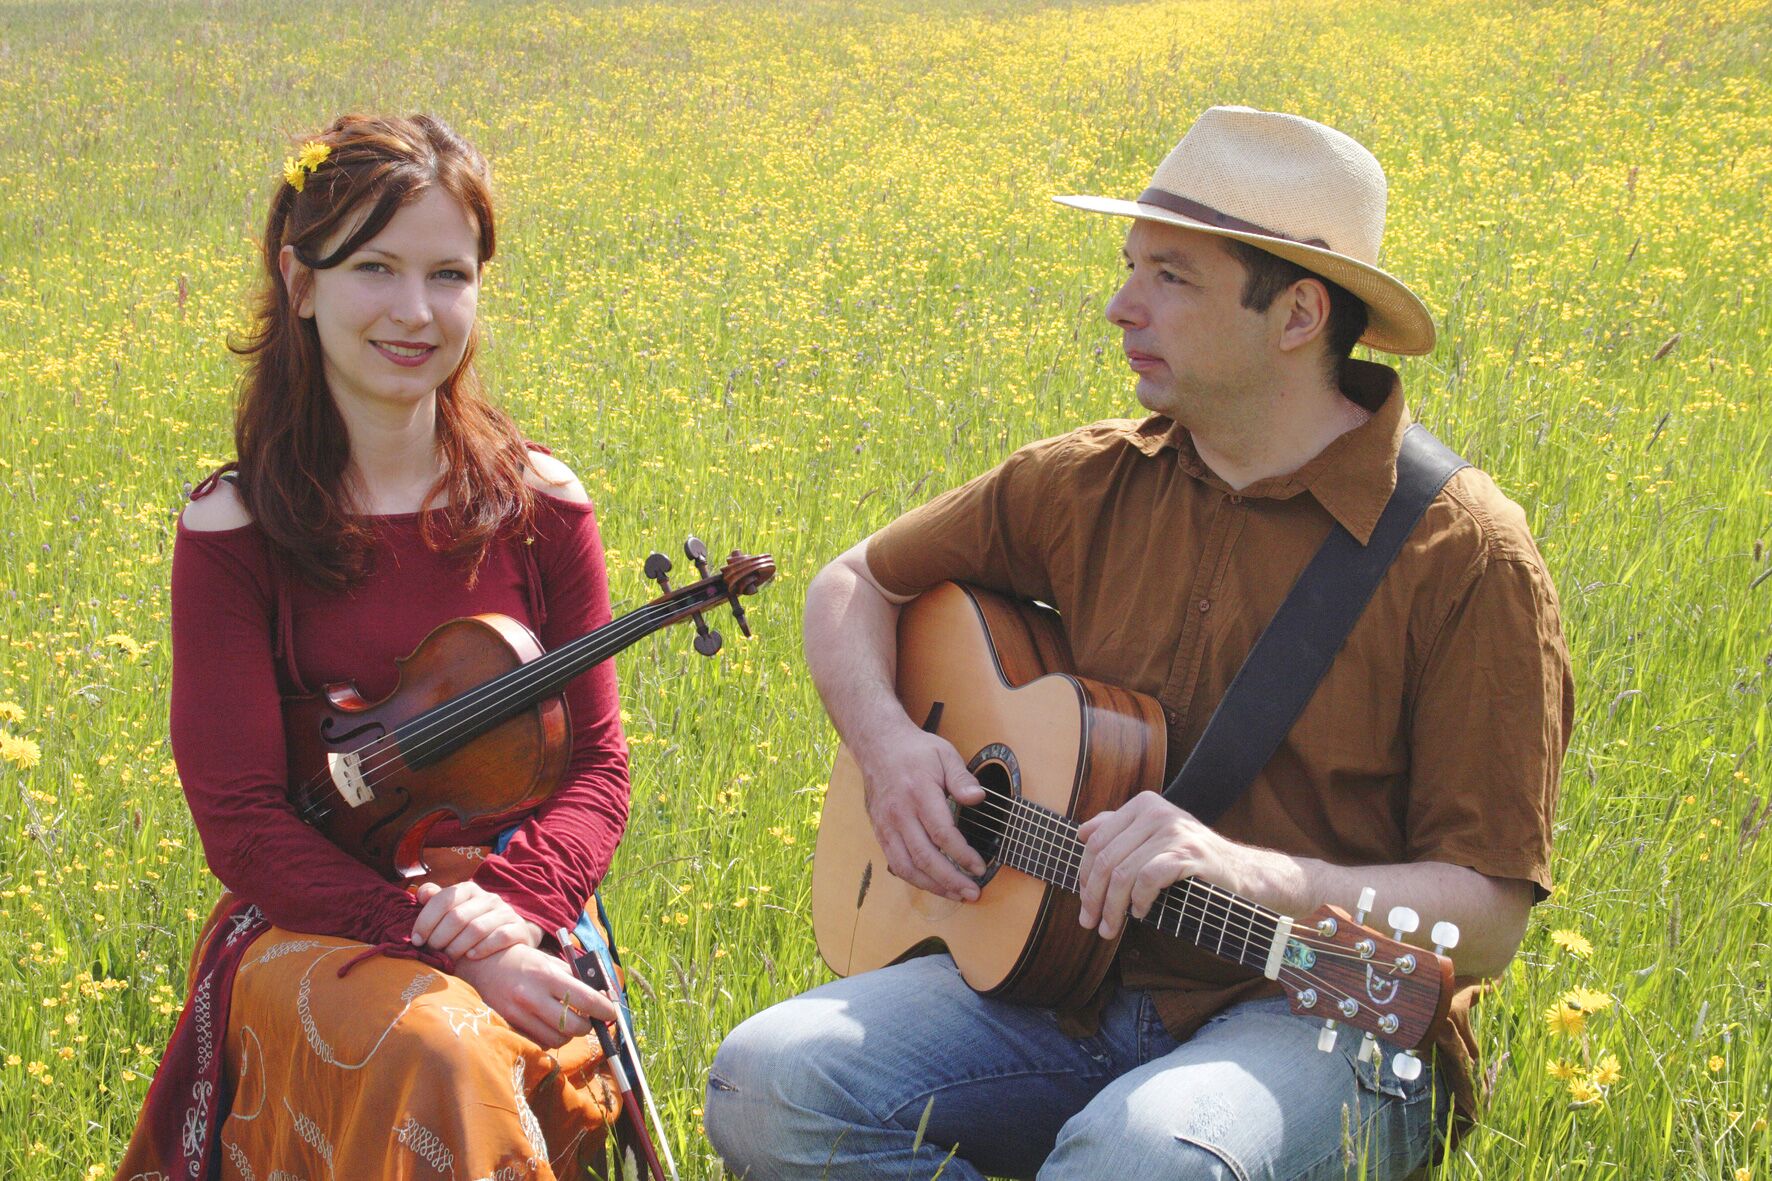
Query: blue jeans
706 955 1448 1180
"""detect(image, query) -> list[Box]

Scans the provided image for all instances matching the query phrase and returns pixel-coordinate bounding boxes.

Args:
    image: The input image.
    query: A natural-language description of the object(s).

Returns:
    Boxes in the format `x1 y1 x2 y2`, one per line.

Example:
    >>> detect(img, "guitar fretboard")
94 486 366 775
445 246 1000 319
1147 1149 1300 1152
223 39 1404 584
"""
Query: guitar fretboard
994 794 1285 975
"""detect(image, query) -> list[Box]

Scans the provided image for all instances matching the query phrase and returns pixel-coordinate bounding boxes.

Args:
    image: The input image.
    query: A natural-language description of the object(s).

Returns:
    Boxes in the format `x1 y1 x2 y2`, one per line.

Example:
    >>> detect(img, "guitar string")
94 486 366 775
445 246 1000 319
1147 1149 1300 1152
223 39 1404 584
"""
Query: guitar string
979 788 1274 969
977 786 1414 975
292 588 724 821
956 784 1418 971
954 787 1393 1029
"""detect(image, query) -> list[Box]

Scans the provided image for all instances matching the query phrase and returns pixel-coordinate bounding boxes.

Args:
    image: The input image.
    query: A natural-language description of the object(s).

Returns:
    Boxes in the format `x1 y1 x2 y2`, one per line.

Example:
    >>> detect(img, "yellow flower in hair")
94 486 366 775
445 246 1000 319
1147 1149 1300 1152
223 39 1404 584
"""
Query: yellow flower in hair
297 140 331 171
283 156 307 192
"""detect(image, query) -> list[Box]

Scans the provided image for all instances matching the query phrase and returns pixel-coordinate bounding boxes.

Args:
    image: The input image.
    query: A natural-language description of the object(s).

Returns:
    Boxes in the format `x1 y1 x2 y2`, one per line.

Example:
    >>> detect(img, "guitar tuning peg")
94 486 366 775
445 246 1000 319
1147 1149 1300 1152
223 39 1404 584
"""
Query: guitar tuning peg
1317 1021 1339 1053
1354 886 1376 926
1387 905 1419 941
1432 921 1461 954
1358 1033 1377 1064
1391 1050 1424 1082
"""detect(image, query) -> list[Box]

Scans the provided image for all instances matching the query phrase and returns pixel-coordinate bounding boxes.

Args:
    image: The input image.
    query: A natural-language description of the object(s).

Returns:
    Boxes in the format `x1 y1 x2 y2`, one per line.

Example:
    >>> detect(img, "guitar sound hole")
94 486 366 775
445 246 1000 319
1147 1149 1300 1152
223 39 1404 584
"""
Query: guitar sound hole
954 758 1014 885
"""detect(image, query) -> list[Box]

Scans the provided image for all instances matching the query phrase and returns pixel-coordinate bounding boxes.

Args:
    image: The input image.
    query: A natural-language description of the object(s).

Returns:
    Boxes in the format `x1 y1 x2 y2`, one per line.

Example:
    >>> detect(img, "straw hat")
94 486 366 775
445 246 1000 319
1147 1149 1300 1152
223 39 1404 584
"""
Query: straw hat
1055 106 1436 356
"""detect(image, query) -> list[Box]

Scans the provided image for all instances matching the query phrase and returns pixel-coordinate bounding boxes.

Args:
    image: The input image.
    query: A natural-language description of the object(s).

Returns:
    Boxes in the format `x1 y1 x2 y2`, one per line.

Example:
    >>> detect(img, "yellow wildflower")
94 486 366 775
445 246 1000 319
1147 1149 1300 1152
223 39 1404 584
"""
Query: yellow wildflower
1543 1000 1586 1037
1709 1055 1726 1072
1753 1116 1767 1133
283 156 306 191
103 633 145 658
1591 1053 1622 1086
0 701 23 724
1 732 41 769
1735 1170 1750 1181
297 140 331 171
1567 1077 1604 1106
1546 1059 1579 1081
1549 929 1593 957
1562 986 1615 1013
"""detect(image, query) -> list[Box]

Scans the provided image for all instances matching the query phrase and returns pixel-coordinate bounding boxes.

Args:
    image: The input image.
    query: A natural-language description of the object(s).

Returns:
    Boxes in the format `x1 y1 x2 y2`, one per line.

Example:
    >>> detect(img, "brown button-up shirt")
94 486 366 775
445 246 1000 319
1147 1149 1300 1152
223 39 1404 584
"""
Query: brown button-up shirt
866 360 1574 1125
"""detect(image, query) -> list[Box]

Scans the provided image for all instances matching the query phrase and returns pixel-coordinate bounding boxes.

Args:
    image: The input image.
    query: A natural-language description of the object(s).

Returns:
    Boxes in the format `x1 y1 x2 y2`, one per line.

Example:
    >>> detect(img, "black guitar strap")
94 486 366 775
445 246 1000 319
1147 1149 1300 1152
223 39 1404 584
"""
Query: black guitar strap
1163 424 1468 824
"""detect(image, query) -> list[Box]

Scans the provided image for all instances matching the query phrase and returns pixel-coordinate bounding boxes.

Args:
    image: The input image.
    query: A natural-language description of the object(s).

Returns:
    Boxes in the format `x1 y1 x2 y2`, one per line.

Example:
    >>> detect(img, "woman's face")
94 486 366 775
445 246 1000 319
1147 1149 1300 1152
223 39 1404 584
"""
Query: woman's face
283 187 483 416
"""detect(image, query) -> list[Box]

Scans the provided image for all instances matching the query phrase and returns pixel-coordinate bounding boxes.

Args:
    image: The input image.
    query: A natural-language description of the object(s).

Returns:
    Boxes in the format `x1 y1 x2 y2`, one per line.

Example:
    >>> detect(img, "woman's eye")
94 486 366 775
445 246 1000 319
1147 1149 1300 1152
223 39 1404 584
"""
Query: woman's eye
434 269 469 282
355 261 389 274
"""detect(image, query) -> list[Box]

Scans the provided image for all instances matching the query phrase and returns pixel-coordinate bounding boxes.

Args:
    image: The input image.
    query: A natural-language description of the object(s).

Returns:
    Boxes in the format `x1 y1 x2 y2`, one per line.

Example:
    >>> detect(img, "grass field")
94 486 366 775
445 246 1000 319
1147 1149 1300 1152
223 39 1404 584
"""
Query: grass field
1 0 1768 1176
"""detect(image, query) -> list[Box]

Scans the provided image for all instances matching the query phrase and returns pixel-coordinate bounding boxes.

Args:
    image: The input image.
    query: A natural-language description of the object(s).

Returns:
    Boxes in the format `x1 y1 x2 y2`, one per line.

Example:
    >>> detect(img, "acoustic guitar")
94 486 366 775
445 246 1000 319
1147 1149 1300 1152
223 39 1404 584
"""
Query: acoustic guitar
812 581 1457 1064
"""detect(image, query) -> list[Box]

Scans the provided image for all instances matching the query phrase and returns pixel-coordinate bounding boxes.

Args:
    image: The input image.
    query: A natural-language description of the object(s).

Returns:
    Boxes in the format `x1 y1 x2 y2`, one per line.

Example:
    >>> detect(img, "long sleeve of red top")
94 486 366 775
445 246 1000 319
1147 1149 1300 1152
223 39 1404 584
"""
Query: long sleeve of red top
168 492 631 949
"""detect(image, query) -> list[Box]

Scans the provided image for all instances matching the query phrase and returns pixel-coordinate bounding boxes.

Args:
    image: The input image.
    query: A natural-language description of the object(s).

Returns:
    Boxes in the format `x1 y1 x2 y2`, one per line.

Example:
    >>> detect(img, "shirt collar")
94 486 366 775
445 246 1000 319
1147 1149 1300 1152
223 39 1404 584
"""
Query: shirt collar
1125 359 1412 546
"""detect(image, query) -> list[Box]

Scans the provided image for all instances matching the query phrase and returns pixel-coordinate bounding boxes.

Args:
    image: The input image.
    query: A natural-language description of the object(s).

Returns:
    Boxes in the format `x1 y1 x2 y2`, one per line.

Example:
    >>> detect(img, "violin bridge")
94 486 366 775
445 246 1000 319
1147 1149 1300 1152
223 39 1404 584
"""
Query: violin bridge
327 751 374 807
1262 915 1295 981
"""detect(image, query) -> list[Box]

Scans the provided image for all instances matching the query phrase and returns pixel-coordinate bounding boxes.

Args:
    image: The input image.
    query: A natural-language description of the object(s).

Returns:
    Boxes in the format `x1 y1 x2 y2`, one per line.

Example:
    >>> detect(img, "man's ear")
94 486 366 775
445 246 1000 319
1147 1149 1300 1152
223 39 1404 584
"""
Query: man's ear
1277 276 1331 355
278 245 314 319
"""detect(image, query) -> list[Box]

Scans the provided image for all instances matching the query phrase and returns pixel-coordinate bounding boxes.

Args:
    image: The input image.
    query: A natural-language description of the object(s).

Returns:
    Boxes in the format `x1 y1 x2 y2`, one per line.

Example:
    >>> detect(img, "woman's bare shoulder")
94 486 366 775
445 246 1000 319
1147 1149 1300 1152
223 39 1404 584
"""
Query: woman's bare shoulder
523 449 590 505
181 479 255 532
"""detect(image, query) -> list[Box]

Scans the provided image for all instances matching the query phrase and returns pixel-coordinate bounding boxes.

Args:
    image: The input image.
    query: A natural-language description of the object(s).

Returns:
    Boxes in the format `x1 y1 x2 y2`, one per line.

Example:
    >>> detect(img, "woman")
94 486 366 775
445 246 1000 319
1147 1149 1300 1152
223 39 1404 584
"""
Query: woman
116 114 632 1180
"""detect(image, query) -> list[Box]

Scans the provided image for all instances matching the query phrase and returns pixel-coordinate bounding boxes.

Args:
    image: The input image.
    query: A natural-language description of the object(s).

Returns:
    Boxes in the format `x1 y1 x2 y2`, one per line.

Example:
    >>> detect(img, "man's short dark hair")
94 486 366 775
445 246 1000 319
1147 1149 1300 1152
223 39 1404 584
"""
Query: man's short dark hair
1221 238 1371 394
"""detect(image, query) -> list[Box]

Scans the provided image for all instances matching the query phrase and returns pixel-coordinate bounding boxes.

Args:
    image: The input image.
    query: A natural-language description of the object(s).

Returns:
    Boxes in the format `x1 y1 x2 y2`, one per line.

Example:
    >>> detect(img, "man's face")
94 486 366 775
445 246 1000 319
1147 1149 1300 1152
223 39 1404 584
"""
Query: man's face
1104 220 1279 424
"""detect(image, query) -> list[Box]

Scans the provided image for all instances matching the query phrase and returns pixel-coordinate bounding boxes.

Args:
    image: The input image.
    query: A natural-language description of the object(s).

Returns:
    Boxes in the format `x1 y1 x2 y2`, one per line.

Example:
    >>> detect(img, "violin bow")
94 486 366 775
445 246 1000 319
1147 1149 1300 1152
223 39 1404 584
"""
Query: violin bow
558 927 680 1181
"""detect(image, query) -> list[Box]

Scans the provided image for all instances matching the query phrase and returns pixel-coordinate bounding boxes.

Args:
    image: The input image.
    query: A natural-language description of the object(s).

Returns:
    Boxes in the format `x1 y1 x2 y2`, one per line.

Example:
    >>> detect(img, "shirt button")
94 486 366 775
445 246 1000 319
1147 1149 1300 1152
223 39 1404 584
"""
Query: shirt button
1198 599 1212 613
1228 494 1243 505
1163 707 1180 726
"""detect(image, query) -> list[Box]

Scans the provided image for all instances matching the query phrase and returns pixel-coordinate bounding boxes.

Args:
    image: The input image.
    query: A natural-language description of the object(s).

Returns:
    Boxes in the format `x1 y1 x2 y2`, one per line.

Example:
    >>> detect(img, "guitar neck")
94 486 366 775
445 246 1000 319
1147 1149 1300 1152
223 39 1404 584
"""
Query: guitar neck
394 586 726 768
996 794 1288 977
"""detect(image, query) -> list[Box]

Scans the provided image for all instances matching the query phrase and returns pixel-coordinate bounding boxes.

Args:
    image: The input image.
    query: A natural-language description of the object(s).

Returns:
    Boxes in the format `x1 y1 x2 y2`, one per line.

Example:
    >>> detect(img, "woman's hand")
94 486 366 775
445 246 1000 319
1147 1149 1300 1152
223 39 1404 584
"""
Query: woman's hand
410 880 543 962
454 943 619 1048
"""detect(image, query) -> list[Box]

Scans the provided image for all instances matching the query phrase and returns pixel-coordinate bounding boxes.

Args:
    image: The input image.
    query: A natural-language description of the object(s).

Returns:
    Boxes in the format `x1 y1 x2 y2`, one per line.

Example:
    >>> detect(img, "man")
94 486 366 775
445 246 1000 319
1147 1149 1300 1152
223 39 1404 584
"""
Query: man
706 106 1572 1180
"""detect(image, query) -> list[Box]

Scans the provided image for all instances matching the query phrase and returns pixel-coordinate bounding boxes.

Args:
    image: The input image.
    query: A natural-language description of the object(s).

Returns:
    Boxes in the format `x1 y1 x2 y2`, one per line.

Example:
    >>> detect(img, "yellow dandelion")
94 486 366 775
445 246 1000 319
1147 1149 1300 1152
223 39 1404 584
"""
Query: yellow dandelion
0 702 24 724
1 732 42 770
1736 1170 1750 1181
1753 1116 1767 1133
1562 986 1615 1013
1543 1000 1586 1037
1546 1059 1579 1081
1709 1055 1726 1072
1567 1077 1604 1106
1550 929 1593 957
103 633 145 658
1591 1053 1622 1086
283 156 306 191
297 140 331 171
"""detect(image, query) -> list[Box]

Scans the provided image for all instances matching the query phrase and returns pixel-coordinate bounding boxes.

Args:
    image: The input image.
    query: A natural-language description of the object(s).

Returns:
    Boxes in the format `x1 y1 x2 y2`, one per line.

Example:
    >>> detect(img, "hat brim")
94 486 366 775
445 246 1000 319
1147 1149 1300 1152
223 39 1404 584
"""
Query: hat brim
1053 194 1436 356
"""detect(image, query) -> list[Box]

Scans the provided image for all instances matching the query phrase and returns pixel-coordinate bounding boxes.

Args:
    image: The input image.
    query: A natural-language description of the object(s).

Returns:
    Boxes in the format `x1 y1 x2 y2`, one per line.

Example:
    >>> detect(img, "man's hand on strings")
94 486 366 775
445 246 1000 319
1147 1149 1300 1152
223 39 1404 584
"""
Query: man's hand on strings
411 880 543 961
859 723 987 903
1076 791 1245 940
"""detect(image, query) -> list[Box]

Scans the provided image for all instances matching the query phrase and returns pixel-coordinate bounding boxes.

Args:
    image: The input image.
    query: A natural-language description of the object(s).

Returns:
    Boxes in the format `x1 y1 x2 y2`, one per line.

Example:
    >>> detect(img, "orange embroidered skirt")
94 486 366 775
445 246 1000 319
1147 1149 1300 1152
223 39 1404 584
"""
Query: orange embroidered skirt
116 850 622 1180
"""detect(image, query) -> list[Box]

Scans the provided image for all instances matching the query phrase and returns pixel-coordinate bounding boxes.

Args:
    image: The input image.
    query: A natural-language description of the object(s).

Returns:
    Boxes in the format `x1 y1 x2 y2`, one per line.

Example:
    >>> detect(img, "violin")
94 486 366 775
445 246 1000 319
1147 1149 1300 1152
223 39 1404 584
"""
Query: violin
282 538 774 879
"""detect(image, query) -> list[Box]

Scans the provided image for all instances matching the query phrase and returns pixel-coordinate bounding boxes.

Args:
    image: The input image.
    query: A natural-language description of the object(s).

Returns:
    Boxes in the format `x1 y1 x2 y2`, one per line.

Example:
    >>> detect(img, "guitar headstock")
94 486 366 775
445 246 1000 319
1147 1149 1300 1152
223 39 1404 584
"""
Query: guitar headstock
1278 889 1456 1076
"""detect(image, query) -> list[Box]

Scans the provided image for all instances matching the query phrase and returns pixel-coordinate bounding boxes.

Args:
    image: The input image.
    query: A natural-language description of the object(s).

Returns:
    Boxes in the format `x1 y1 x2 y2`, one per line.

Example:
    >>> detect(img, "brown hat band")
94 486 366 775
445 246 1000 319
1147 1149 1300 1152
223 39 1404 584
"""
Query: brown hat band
1136 187 1330 250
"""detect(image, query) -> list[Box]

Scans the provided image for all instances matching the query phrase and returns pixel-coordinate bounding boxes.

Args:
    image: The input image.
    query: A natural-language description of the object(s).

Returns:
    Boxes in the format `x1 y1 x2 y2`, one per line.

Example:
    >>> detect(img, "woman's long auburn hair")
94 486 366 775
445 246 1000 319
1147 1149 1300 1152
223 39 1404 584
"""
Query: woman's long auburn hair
231 113 534 590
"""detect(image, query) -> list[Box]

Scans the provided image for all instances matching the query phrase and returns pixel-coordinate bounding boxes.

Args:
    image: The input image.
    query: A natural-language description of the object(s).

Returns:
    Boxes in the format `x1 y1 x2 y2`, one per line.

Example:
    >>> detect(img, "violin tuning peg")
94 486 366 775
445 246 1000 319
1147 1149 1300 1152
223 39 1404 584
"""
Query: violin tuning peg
1392 1050 1424 1082
694 629 724 657
685 537 712 578
1387 906 1419 940
643 552 673 585
1431 921 1461 953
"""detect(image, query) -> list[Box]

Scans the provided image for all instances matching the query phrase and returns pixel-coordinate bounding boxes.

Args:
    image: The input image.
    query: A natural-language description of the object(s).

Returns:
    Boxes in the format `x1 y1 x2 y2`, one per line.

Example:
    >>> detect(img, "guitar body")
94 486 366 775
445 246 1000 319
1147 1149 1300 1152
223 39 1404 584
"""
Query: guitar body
812 581 1168 1008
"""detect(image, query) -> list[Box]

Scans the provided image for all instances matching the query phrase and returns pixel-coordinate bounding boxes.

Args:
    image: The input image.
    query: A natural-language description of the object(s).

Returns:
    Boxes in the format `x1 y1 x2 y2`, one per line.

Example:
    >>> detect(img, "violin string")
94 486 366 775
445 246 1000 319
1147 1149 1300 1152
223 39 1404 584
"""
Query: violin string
955 783 1414 971
292 588 720 818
